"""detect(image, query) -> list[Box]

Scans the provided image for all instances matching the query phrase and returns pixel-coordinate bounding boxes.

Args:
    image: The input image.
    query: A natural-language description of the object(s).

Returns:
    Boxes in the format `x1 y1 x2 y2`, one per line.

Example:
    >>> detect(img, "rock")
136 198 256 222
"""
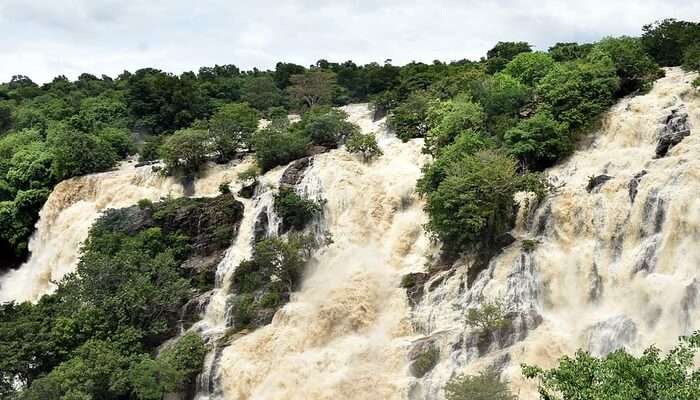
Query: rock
586 174 613 193
238 180 258 199
655 109 691 158
585 316 637 356
628 170 647 203
408 338 440 378
280 157 312 188
401 272 429 307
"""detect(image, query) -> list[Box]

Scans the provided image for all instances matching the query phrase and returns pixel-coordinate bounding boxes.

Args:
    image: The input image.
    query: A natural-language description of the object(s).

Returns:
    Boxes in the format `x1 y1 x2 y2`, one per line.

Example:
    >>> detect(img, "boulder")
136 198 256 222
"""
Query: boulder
655 109 691 158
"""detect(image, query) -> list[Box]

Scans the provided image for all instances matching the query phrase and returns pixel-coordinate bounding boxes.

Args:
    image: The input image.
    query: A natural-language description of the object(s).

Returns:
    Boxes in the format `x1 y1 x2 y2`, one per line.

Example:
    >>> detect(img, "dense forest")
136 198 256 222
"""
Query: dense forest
1 18 700 400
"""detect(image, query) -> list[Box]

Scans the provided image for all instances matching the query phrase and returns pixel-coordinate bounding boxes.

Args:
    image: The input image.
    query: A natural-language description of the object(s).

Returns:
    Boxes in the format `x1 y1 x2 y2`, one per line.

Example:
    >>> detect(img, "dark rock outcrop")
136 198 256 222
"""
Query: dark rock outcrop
655 108 691 158
280 157 312 188
628 170 647 203
586 174 613 193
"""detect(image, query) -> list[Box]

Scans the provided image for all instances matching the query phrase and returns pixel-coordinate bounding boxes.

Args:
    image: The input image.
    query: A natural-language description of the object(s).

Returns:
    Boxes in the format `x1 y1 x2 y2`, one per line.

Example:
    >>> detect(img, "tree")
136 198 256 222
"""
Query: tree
386 91 432 141
536 50 619 129
504 110 572 169
424 94 484 156
444 368 516 400
345 131 382 161
641 19 700 66
417 150 543 252
209 102 260 161
158 128 211 175
287 71 337 109
48 127 119 180
251 120 309 171
548 42 594 62
595 36 662 96
523 332 700 400
485 41 532 74
296 108 359 148
240 76 284 111
502 52 556 86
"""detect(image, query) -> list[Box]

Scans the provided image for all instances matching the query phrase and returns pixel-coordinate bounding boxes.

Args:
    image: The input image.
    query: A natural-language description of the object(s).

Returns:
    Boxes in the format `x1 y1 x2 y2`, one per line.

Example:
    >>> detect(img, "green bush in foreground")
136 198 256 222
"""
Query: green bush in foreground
445 368 515 400
523 332 700 400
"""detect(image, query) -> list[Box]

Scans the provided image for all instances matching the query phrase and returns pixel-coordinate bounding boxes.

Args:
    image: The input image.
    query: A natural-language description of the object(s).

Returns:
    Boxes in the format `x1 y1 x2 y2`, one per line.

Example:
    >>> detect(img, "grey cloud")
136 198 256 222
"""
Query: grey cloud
0 0 698 83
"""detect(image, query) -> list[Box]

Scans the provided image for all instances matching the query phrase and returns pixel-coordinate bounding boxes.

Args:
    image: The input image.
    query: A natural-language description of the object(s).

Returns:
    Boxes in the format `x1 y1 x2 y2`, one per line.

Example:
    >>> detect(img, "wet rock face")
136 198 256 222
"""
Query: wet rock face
628 170 647 203
585 315 638 356
586 174 613 193
655 109 691 158
280 156 312 188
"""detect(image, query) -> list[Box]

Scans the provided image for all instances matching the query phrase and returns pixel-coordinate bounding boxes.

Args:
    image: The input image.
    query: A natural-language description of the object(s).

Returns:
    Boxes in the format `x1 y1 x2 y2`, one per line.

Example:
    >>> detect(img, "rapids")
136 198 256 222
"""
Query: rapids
1 68 698 400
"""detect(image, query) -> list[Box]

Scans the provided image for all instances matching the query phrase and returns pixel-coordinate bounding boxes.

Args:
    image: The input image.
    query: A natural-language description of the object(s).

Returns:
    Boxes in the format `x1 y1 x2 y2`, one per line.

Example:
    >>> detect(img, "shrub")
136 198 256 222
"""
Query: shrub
444 368 516 400
158 128 211 175
523 332 700 400
345 131 382 161
502 52 556 86
274 188 321 232
504 110 572 170
387 91 432 141
465 298 511 333
424 94 484 156
208 102 260 161
251 120 309 172
417 150 543 252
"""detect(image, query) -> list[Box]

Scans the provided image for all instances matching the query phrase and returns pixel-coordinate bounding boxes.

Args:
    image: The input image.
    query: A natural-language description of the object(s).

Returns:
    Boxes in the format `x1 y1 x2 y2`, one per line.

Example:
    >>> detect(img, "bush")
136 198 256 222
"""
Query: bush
594 36 662 96
417 150 543 253
345 131 382 161
386 91 432 141
296 108 359 147
444 368 516 400
251 120 309 172
209 102 260 161
682 43 700 72
502 52 556 86
274 188 321 232
424 94 484 156
158 128 211 175
523 332 700 400
465 298 510 333
504 110 572 170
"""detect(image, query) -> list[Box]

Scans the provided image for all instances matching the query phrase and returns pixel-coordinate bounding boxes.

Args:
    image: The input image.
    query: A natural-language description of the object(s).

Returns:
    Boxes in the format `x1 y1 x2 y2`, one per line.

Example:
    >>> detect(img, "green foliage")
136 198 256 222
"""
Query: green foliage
682 44 700 72
240 76 284 111
595 36 662 96
424 94 484 156
251 120 309 172
295 108 359 147
158 128 211 175
536 50 619 129
417 150 543 252
444 368 516 400
274 187 321 231
209 102 260 161
48 127 119 180
503 52 556 86
522 332 700 400
548 42 594 62
641 19 700 66
287 71 337 109
465 298 510 333
386 91 432 141
486 41 532 74
504 110 572 169
345 131 382 161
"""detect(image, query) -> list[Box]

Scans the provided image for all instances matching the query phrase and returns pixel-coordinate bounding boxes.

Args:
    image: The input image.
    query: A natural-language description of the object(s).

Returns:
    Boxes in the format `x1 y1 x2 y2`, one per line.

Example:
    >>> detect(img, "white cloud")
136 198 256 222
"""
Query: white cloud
0 0 698 83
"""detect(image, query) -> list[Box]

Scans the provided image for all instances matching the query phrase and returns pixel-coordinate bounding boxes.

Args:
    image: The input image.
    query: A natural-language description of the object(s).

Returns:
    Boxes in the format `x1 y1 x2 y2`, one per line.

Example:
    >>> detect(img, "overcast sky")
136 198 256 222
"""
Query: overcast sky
1 0 699 83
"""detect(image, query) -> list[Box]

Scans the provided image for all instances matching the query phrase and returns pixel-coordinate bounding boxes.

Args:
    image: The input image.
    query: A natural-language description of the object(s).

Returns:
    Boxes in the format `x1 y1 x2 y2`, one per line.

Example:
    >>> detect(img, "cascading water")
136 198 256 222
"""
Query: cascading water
0 160 247 303
411 68 700 399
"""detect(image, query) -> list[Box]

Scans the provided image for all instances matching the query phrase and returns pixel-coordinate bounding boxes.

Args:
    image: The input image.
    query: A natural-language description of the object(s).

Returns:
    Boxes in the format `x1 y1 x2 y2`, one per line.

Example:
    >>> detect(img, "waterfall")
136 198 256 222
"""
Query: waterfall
412 67 700 399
